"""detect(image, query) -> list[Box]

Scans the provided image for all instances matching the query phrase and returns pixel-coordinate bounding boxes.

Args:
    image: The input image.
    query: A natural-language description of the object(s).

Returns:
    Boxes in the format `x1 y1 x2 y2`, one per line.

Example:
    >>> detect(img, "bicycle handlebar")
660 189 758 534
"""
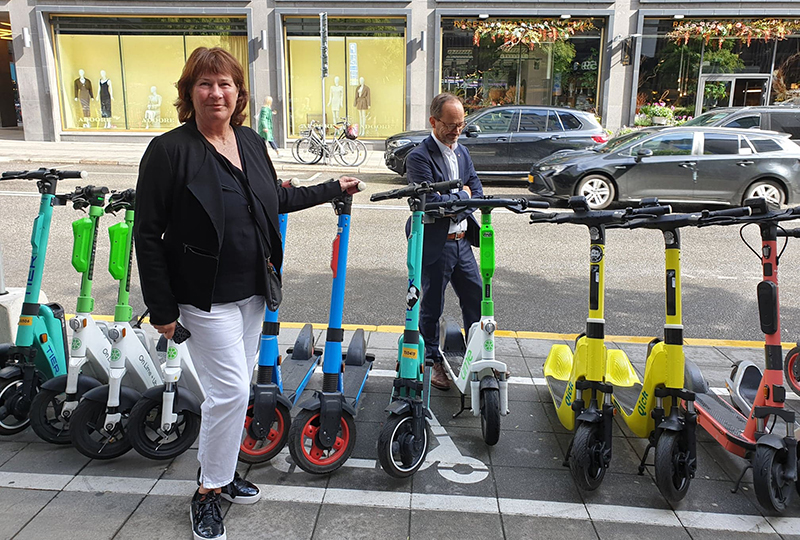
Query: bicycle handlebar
370 180 462 202
105 188 136 214
1 168 87 181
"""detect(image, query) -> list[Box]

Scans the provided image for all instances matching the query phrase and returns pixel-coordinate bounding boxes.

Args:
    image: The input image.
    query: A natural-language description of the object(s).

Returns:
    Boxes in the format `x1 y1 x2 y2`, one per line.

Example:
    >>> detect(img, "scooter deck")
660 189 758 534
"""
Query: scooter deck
546 376 569 405
613 383 643 416
282 351 322 402
695 391 748 441
343 359 373 410
442 351 463 379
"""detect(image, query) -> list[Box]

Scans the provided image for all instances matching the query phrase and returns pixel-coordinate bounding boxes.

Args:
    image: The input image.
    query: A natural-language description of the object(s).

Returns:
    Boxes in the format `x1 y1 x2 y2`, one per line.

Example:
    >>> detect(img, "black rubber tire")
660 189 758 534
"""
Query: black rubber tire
292 137 322 165
744 180 785 207
753 445 793 513
29 387 72 444
569 422 608 491
239 401 291 464
576 174 615 210
0 375 33 435
128 395 200 460
654 430 692 502
288 408 356 474
783 347 800 398
69 398 132 460
480 387 501 446
377 412 428 478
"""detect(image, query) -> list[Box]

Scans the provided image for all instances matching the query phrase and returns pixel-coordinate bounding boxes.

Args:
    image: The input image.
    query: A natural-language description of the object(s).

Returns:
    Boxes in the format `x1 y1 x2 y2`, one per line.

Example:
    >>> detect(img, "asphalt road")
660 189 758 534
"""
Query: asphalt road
1 162 800 342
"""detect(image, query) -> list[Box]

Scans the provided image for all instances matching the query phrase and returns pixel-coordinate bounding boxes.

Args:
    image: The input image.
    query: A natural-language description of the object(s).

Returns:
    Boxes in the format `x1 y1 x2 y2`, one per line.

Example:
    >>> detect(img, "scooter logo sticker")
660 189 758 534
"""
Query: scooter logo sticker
110 348 121 361
402 347 418 359
167 347 178 360
484 340 493 352
18 317 32 326
590 246 603 263
406 284 420 310
71 338 82 350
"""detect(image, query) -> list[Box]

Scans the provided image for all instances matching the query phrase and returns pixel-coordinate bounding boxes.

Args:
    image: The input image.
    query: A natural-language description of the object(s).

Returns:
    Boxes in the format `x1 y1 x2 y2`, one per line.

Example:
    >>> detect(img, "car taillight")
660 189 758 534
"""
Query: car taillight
591 134 608 144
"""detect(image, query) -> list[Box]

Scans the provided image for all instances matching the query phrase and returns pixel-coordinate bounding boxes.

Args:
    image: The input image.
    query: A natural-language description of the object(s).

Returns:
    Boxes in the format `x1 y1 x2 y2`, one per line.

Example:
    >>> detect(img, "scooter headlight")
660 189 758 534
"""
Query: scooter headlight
69 318 81 331
483 321 496 334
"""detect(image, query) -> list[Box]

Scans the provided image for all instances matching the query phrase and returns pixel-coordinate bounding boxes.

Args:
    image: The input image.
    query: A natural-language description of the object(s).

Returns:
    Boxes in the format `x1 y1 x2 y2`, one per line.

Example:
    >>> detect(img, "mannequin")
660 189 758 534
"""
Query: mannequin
73 69 93 128
96 70 113 128
144 86 162 129
354 76 370 136
328 76 344 123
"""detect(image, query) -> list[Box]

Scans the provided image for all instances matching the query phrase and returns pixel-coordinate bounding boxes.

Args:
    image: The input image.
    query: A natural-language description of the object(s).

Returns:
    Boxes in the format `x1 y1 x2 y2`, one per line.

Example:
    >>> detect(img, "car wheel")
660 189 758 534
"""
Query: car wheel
744 180 785 206
577 175 615 210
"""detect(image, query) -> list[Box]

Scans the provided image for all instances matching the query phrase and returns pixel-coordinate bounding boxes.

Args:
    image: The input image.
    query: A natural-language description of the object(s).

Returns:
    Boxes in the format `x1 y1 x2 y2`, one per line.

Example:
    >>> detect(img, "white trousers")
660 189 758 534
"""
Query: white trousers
178 295 265 489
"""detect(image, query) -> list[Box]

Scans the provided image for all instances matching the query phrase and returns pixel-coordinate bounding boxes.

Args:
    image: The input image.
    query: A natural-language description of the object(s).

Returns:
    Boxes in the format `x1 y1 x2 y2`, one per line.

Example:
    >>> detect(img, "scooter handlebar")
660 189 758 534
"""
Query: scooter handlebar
1 168 88 181
370 179 462 202
171 322 191 345
105 188 136 214
426 196 549 215
68 185 110 210
281 178 300 188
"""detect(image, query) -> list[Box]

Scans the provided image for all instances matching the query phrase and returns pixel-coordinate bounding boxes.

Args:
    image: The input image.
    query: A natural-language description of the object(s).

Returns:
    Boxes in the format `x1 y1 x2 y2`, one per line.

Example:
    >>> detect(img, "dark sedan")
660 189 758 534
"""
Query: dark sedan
384 105 608 178
528 127 800 210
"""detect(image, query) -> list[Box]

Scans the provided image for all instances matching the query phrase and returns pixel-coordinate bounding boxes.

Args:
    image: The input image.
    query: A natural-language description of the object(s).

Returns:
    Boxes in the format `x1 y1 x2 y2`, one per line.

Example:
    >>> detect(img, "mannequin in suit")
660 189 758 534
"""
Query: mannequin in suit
74 69 93 128
354 76 370 136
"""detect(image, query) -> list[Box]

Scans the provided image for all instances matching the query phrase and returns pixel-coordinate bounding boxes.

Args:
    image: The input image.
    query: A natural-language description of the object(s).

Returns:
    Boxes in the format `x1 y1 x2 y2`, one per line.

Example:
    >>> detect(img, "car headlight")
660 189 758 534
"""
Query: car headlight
387 138 412 149
537 164 568 175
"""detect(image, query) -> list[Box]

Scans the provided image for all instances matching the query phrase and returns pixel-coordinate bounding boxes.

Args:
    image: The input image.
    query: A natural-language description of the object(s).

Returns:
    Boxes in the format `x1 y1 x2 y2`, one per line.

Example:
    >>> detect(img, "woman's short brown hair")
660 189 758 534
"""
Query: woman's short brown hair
175 47 249 126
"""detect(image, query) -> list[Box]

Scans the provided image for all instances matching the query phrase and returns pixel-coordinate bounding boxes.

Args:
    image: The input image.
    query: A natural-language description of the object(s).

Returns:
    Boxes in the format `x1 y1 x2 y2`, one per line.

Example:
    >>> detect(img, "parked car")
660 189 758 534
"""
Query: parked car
683 105 800 141
384 105 608 178
527 126 800 210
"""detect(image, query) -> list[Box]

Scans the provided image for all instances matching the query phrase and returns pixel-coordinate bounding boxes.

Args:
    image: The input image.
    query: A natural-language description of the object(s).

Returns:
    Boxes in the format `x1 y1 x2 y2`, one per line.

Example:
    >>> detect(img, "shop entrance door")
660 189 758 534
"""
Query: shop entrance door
697 75 770 113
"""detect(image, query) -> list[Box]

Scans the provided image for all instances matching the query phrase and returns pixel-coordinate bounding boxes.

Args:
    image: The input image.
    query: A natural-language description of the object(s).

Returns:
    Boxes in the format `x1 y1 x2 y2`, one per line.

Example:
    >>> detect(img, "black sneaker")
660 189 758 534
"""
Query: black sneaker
220 471 261 505
190 489 226 540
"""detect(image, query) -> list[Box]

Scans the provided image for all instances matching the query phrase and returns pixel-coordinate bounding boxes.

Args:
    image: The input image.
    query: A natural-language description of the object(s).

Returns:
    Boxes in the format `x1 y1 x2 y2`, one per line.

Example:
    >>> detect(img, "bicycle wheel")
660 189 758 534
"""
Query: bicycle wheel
332 139 358 167
350 140 368 167
292 137 322 165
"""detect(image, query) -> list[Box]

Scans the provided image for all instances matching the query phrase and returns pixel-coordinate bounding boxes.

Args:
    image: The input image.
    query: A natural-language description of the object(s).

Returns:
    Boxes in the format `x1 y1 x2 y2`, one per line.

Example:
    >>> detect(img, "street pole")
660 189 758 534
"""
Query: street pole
0 242 6 295
320 12 329 165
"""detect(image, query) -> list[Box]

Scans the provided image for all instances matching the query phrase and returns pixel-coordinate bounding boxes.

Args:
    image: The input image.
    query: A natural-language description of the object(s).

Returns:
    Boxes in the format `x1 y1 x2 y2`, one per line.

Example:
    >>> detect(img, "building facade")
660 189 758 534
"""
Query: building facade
3 1 800 144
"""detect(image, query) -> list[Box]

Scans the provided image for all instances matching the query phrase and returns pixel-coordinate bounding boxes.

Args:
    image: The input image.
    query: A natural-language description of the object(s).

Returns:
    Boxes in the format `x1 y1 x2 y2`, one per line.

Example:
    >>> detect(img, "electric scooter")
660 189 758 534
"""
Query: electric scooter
288 182 373 474
30 184 114 444
533 196 668 491
0 168 86 435
684 197 800 512
608 203 751 502
428 196 549 445
370 179 462 478
69 189 167 459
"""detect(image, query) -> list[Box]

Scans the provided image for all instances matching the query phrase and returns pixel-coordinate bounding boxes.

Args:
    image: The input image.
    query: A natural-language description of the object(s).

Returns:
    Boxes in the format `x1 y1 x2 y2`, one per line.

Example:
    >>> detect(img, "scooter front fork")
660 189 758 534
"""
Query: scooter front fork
61 355 89 419
103 367 124 430
317 391 344 448
411 399 427 456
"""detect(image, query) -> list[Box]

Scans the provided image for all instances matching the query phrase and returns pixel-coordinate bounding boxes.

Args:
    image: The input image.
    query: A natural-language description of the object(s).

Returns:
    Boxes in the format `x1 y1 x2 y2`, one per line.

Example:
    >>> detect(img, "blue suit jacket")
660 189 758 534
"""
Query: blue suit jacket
405 135 484 265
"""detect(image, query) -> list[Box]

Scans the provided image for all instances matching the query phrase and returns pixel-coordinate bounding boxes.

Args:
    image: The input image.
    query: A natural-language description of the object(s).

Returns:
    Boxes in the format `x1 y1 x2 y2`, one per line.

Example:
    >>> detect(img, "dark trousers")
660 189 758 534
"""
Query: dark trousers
420 237 482 362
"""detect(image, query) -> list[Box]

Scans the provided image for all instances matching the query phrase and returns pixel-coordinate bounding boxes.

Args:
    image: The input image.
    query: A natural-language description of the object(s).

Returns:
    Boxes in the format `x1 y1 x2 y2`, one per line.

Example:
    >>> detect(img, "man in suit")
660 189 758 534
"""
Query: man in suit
405 93 483 390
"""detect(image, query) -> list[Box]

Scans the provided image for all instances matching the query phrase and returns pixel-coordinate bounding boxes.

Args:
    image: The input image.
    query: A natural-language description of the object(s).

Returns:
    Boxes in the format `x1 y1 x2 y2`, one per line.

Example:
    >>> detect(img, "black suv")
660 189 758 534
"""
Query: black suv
683 105 800 140
384 105 608 178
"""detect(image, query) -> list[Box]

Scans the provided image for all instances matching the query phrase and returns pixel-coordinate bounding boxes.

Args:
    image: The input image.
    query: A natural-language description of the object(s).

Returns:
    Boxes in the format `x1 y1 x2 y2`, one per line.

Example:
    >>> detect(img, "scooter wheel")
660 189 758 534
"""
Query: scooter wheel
569 422 607 491
128 396 200 460
654 431 692 502
0 374 34 435
377 412 429 478
239 402 291 464
480 388 501 446
783 347 800 397
753 445 793 512
30 388 71 444
69 399 132 460
288 408 356 474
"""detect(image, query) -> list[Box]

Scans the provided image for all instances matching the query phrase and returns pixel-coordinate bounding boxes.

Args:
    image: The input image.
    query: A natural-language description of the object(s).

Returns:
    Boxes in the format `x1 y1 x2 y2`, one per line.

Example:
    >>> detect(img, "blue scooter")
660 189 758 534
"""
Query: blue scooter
287 181 373 474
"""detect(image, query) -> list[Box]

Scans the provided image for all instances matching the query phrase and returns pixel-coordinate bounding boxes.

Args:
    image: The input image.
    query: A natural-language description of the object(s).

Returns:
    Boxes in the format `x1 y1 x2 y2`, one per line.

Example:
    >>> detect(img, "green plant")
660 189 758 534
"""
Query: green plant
639 103 674 119
634 114 652 126
703 81 729 101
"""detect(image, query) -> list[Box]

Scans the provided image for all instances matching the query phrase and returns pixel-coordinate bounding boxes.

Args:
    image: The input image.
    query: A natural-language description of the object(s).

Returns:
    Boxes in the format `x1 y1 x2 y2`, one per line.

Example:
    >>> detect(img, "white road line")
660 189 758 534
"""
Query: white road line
0 191 40 198
0 471 783 534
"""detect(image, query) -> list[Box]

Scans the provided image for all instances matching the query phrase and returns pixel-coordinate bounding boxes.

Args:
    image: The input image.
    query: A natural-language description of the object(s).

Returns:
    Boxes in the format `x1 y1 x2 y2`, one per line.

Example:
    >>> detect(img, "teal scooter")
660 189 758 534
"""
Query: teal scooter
0 168 87 434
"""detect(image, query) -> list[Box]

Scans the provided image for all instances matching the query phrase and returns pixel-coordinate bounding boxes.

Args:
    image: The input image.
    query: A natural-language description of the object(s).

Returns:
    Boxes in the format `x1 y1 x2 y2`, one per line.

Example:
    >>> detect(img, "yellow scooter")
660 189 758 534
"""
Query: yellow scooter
533 196 668 491
608 203 751 502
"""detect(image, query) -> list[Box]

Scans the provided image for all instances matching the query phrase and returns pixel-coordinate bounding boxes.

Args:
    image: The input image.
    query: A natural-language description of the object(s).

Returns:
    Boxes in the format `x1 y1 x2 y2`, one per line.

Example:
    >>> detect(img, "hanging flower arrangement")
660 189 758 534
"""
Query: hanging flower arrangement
455 19 596 51
668 19 800 49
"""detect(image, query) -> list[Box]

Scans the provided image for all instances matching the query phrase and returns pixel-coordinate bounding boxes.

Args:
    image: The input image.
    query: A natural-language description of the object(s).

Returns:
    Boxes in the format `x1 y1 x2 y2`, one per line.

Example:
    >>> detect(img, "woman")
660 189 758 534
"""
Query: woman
134 47 361 540
257 95 279 156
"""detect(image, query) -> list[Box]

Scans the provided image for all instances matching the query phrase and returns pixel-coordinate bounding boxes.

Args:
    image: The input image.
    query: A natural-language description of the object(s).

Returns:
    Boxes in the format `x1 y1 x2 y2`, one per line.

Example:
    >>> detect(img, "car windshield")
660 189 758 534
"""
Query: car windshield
596 130 653 153
682 111 730 126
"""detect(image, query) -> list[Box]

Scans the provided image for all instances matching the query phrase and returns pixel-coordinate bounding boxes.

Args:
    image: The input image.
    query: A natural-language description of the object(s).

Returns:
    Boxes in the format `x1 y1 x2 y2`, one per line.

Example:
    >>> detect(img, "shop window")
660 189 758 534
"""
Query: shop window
772 37 800 105
441 18 604 114
284 17 406 139
52 16 248 132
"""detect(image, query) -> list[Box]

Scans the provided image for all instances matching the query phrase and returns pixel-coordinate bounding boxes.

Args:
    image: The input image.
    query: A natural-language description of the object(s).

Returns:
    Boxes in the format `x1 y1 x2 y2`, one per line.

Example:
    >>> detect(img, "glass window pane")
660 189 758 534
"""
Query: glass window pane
703 133 739 155
724 115 760 129
641 133 694 156
748 136 783 153
518 110 547 132
771 37 800 105
558 112 582 130
768 112 800 139
470 109 515 133
547 111 564 131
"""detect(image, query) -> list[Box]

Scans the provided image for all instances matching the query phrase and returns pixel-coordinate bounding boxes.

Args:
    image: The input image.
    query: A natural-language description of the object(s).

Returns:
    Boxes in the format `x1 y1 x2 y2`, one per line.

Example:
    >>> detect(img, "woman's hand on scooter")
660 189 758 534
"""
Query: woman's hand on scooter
339 176 364 195
153 321 176 340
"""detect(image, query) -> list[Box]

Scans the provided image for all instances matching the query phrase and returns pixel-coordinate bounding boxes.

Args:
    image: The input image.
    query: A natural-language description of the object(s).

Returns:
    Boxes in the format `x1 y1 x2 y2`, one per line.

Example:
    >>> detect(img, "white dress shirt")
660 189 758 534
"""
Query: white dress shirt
432 134 467 235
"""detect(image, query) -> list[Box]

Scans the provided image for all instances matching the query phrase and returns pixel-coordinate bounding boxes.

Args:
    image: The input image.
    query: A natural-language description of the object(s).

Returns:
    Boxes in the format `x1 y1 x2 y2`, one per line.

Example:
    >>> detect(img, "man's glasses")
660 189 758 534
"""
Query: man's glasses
435 118 467 131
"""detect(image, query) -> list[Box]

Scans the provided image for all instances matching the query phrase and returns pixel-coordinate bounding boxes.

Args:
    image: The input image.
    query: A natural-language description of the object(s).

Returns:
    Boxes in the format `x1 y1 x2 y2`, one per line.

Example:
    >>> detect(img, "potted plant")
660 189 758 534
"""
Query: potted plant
639 103 674 125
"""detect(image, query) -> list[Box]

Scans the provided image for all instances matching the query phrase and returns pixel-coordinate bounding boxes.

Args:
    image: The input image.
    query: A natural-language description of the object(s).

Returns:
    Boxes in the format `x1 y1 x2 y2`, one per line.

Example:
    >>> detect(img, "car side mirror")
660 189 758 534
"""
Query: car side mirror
635 148 653 162
465 125 480 138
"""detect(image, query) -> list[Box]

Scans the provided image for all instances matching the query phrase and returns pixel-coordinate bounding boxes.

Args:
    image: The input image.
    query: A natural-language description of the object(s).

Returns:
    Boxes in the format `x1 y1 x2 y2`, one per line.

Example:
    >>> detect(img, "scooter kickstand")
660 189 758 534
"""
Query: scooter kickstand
731 463 753 494
563 437 574 467
637 436 656 475
452 394 468 418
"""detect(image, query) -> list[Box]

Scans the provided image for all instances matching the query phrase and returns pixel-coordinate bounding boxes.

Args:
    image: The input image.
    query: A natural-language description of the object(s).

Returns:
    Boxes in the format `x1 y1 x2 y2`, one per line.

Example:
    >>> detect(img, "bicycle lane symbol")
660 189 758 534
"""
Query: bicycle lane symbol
268 411 488 484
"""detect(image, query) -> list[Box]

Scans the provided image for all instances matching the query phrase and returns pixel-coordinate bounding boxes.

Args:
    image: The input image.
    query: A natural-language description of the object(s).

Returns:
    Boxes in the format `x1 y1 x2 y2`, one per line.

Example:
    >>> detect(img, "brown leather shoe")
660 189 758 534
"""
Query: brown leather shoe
430 362 451 391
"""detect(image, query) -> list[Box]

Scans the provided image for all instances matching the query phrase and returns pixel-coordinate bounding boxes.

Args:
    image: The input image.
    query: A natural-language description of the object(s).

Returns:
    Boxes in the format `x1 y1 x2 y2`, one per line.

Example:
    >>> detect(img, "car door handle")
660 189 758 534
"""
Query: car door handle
614 165 628 169
737 160 754 166
679 162 697 168
550 135 562 140
496 137 508 142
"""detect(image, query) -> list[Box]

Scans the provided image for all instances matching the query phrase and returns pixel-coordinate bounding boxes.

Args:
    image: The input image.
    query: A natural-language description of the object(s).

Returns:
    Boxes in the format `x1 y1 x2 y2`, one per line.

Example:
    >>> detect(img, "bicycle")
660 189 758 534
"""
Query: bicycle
292 119 367 167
